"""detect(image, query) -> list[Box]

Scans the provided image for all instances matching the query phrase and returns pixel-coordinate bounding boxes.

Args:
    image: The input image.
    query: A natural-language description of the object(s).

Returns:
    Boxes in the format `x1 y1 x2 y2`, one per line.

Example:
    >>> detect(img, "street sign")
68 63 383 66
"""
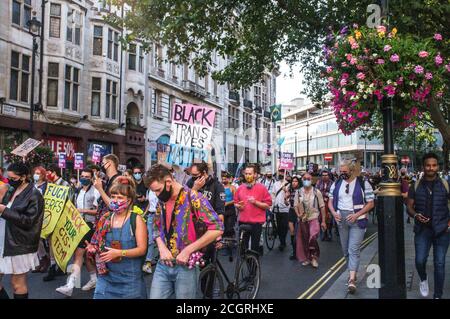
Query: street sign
324 153 333 161
2 104 17 117
401 156 410 164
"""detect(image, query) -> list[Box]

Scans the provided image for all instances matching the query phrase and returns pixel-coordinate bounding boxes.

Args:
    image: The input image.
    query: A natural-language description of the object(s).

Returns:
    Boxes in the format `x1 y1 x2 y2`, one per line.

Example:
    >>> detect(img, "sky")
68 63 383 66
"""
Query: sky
276 61 309 105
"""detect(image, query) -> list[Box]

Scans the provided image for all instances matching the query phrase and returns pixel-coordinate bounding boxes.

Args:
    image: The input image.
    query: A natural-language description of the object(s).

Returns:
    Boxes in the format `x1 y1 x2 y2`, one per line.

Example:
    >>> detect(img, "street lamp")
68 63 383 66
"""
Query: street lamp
413 125 416 172
294 131 298 172
27 14 42 138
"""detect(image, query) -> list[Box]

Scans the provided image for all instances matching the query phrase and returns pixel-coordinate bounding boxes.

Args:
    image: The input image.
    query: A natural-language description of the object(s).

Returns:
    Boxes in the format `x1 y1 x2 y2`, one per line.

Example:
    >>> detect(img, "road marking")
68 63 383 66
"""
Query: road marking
297 232 378 299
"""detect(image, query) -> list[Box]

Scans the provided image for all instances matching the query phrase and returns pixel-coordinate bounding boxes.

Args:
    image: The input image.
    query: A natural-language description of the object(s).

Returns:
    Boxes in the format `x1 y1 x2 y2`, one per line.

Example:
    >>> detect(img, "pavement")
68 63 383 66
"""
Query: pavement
321 221 450 299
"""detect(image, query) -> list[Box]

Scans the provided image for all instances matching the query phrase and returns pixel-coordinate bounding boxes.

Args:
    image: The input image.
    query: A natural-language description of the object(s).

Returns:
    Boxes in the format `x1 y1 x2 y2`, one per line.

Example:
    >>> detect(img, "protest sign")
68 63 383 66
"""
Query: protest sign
11 138 42 157
41 183 70 238
58 153 67 169
51 200 90 272
118 164 127 172
279 152 294 170
74 153 84 170
92 144 103 163
166 144 209 168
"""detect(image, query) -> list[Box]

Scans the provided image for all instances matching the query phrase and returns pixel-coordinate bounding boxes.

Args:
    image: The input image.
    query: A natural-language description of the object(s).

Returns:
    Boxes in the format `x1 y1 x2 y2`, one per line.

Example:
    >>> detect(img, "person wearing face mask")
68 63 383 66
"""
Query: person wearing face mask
32 166 48 195
132 165 148 212
0 163 44 299
0 167 9 185
94 154 121 222
85 176 148 299
145 164 223 299
295 173 327 268
55 168 100 296
272 170 291 251
234 164 272 255
316 170 334 241
328 159 375 294
221 171 237 261
287 176 301 260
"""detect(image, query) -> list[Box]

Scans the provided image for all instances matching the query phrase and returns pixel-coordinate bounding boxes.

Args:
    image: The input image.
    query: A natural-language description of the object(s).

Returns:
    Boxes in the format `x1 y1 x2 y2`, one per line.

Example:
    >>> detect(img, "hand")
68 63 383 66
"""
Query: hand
176 248 191 266
235 201 245 211
85 241 97 255
346 213 358 224
93 177 103 191
159 247 175 267
99 247 121 263
414 213 430 224
321 221 327 231
333 212 342 222
248 196 256 205
192 176 206 191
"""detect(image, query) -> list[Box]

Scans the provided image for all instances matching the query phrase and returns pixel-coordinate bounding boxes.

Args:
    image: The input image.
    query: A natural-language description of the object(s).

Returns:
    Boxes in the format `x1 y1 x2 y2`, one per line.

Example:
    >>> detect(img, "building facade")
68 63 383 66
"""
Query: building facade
0 0 278 174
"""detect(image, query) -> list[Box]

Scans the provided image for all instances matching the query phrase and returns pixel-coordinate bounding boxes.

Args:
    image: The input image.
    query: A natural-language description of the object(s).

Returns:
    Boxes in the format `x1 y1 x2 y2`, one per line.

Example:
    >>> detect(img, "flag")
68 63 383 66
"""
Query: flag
233 152 245 183
270 104 282 122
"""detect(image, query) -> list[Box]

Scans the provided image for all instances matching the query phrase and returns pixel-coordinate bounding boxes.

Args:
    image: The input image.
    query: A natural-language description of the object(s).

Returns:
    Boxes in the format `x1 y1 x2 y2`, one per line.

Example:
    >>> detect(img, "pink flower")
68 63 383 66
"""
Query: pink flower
376 26 386 33
326 66 333 73
348 116 355 123
425 72 433 80
342 73 350 79
341 62 348 67
328 77 334 82
356 65 364 70
350 57 357 65
357 72 366 80
340 79 348 86
346 53 353 61
351 42 359 50
357 112 365 119
373 90 383 101
434 33 443 41
396 77 404 85
414 65 424 74
383 45 392 52
418 51 429 58
384 85 396 97
435 55 443 65
446 64 450 72
436 91 444 98
376 59 385 65
390 54 400 62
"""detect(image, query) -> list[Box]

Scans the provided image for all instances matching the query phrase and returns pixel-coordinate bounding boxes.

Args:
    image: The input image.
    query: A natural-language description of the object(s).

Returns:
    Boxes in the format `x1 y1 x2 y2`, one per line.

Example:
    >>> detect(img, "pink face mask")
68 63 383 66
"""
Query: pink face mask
108 200 129 213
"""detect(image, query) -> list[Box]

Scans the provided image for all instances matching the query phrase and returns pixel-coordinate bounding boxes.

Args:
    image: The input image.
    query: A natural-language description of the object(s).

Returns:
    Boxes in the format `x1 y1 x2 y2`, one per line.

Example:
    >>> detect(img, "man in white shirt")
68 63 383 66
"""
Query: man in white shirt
142 188 159 274
272 172 290 251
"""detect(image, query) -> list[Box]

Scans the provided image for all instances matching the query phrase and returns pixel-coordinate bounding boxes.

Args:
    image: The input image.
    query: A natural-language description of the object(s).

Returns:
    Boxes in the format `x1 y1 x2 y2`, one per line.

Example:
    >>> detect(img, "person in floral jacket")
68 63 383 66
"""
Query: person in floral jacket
145 164 223 299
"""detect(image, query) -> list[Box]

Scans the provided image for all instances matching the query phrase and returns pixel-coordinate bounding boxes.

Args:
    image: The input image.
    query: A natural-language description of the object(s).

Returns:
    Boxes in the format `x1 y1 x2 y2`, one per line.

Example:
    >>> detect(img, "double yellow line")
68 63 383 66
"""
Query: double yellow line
297 232 378 299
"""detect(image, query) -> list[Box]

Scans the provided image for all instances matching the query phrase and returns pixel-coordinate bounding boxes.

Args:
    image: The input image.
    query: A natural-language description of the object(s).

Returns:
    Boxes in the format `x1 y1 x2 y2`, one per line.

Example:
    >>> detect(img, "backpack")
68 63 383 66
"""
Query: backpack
129 212 148 265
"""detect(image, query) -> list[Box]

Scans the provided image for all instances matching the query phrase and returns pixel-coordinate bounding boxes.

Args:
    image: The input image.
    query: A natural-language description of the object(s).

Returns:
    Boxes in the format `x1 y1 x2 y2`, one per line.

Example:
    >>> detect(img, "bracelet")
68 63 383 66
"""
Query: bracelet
121 250 127 257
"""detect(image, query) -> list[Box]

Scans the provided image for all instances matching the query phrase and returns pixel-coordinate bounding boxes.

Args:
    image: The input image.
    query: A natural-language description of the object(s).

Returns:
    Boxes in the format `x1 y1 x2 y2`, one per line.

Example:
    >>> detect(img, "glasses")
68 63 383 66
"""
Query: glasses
303 178 311 181
345 184 350 194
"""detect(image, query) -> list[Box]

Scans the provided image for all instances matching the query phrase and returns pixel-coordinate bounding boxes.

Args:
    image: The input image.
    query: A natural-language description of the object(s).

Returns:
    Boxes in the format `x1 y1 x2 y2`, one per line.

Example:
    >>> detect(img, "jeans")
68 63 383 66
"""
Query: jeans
414 227 450 298
336 210 366 272
275 212 289 246
149 262 198 299
145 214 156 262
238 222 263 255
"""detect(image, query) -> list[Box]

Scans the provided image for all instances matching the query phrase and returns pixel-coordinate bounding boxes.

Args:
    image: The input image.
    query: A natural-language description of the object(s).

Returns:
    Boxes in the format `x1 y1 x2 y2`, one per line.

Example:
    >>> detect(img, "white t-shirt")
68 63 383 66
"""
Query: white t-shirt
329 178 374 212
146 190 159 213
76 187 100 223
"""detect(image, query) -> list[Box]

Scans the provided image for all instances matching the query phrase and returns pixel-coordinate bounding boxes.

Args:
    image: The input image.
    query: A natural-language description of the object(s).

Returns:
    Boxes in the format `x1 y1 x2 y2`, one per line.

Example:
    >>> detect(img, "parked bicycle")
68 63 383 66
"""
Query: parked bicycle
198 224 261 299
264 210 277 250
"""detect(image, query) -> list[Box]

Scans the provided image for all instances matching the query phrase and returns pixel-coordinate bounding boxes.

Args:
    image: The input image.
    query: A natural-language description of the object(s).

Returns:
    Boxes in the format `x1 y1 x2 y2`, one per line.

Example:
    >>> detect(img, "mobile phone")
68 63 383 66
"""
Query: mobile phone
110 240 122 263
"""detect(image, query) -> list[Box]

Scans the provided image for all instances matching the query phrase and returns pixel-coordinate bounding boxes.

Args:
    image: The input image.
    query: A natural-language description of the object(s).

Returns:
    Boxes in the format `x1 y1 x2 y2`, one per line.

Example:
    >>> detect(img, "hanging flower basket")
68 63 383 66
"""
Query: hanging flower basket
323 25 449 135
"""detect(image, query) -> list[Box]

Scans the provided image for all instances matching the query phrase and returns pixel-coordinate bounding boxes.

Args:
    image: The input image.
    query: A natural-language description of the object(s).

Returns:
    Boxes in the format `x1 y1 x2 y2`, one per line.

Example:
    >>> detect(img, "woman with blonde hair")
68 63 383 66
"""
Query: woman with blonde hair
327 159 374 294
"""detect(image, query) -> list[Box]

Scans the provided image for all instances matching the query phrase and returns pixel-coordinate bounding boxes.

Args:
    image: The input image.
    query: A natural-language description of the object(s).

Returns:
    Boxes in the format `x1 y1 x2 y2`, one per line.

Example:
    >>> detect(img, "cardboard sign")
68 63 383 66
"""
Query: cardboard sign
51 201 90 272
58 153 67 169
166 144 209 168
74 153 84 170
92 144 103 164
11 138 42 157
279 152 294 170
41 183 70 238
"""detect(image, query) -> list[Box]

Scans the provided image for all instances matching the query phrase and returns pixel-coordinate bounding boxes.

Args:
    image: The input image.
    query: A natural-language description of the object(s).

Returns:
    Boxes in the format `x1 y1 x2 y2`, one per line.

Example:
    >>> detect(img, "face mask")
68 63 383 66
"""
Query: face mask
245 175 255 184
157 183 173 202
340 173 350 180
191 176 199 182
101 162 109 174
133 173 142 181
33 174 40 182
109 200 129 214
46 172 56 182
278 175 284 181
9 178 23 189
303 180 312 187
80 178 91 187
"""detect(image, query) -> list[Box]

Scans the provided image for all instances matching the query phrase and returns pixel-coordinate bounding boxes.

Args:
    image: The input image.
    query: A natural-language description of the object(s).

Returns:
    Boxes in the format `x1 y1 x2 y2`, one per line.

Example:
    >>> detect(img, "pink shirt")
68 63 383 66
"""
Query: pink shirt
234 183 272 224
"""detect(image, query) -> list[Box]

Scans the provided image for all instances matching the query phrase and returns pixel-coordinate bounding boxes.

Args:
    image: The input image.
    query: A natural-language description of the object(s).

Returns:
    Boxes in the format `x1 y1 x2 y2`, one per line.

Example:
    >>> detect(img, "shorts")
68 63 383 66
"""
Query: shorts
288 208 298 224
77 222 95 249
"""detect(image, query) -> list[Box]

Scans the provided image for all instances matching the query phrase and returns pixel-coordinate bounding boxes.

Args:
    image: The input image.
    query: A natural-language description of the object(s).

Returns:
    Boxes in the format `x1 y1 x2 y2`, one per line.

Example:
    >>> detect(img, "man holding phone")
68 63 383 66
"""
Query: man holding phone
407 153 450 299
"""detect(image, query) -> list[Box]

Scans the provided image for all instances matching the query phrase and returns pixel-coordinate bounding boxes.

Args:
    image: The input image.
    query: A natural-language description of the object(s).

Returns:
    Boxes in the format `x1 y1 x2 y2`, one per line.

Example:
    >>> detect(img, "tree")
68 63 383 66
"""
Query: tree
110 0 450 165
4 146 55 169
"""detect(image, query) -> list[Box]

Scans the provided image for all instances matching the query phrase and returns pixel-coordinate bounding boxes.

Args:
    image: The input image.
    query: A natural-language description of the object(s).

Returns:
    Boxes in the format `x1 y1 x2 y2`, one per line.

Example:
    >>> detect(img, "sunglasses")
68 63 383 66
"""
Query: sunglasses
345 184 350 194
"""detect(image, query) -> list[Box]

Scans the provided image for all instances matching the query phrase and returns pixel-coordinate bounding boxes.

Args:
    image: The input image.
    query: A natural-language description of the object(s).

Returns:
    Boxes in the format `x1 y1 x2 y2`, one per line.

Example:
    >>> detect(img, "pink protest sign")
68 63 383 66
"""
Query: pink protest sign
74 153 84 170
92 144 102 164
58 153 67 169
279 152 294 170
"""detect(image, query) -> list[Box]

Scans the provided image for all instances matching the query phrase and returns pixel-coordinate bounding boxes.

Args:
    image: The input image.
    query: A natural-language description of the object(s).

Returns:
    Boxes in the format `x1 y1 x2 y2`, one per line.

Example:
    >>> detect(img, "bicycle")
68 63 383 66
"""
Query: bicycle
264 210 277 250
198 224 261 299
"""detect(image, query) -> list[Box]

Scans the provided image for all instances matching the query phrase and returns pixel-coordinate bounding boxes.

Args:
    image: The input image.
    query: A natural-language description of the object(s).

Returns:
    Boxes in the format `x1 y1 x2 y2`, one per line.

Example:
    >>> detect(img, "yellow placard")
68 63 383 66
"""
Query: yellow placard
51 200 90 273
41 183 70 238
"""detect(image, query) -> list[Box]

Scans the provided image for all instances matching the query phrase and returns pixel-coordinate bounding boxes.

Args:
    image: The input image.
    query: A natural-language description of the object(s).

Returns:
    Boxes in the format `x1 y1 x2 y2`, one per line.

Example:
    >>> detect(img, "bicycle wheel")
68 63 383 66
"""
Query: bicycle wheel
198 265 225 299
265 217 276 250
236 254 261 299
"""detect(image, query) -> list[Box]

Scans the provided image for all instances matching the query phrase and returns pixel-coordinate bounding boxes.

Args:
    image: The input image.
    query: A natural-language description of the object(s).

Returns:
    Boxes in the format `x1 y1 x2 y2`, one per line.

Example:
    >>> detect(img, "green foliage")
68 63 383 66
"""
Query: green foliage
4 146 55 169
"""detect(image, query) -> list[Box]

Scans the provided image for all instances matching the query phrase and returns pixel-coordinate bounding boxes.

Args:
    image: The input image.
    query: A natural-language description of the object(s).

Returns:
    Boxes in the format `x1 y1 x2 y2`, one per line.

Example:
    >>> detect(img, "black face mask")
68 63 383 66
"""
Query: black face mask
9 178 23 189
278 175 284 181
340 173 350 180
191 176 199 182
157 183 173 202
101 162 109 174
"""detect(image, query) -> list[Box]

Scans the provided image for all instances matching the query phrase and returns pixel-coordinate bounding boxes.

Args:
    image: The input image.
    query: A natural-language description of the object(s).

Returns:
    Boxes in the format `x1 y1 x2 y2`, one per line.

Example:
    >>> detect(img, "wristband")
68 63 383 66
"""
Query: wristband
121 250 127 257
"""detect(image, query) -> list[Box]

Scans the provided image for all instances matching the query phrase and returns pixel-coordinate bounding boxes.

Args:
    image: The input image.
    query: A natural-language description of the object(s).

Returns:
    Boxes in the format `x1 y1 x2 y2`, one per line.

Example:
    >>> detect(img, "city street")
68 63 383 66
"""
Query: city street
1 224 377 299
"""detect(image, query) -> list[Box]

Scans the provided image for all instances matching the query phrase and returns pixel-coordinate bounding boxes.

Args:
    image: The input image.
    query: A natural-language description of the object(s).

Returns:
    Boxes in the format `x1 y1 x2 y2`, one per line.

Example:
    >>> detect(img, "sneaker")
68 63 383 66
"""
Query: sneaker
56 283 74 297
311 259 319 268
348 279 356 294
419 279 429 297
142 262 153 274
81 278 97 291
43 265 56 282
302 261 311 266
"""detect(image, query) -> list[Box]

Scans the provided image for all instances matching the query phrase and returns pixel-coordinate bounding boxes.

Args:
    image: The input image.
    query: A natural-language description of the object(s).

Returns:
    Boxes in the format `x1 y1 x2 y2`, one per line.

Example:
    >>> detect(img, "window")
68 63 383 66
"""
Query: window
113 32 119 61
93 26 103 56
228 105 240 129
128 44 136 70
152 90 162 116
107 29 113 59
49 3 61 38
47 62 59 106
74 26 81 45
262 78 268 110
138 47 144 73
106 80 117 119
9 51 30 103
153 44 163 69
91 77 101 116
243 112 252 131
168 95 175 122
213 80 218 97
12 0 31 29
107 29 119 61
64 65 79 111
254 85 261 108
66 12 73 42
170 62 177 78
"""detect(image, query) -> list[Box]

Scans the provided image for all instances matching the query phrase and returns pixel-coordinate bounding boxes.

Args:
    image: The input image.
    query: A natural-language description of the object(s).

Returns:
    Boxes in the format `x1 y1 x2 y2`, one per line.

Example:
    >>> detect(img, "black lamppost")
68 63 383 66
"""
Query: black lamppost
294 131 298 172
27 15 42 138
413 125 416 172
376 0 406 299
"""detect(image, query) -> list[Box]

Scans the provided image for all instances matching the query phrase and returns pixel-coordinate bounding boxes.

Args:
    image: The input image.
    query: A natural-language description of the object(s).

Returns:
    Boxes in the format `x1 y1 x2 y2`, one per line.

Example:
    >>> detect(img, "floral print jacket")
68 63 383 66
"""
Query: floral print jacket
153 187 223 257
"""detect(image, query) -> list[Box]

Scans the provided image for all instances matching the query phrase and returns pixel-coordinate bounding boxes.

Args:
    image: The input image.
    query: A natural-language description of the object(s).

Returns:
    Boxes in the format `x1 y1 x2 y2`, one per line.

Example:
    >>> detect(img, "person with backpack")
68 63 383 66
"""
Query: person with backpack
85 176 148 299
145 164 223 299
272 173 291 251
295 173 327 268
406 153 450 299
287 176 301 260
328 159 375 294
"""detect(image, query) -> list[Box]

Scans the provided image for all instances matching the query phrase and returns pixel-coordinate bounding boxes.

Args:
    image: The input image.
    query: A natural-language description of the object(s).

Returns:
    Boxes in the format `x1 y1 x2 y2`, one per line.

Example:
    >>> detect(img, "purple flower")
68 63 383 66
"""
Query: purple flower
435 55 443 65
414 65 424 74
390 54 400 62
446 64 450 72
340 26 349 35
418 51 429 58
434 33 443 41
326 66 333 73
376 59 385 65
383 45 392 52
425 72 433 80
